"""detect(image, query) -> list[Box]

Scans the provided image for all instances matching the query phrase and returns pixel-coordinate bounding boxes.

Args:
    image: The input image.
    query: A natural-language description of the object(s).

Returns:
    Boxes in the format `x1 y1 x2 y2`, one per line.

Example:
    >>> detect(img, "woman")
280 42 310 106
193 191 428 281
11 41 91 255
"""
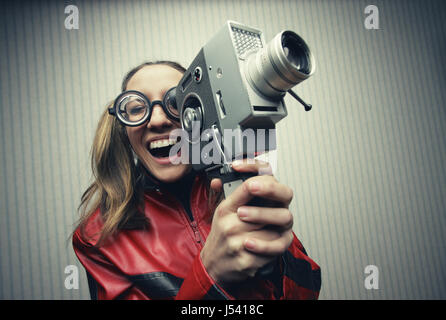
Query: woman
72 61 321 299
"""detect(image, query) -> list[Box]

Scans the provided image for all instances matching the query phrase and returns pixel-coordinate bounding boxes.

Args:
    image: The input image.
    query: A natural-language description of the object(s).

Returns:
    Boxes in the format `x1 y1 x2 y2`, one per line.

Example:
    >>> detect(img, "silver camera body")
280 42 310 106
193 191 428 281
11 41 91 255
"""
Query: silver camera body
176 21 315 173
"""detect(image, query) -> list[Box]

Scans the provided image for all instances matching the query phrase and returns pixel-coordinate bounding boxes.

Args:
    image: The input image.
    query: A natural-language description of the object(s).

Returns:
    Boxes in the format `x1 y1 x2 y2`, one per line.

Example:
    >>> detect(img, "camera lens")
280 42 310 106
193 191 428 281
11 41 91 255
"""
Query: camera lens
246 30 315 99
282 32 310 74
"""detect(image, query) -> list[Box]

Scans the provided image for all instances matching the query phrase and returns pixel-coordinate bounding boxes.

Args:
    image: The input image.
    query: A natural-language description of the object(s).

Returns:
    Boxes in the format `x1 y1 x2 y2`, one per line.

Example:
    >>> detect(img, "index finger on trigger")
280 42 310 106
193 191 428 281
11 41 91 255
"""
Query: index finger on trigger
216 179 255 216
231 159 273 176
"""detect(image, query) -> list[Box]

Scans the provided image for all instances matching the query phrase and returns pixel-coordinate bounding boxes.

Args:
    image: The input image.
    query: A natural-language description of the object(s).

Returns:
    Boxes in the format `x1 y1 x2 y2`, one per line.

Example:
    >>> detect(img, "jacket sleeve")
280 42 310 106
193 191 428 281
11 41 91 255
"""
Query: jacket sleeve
280 233 321 299
178 232 321 300
216 232 321 300
175 252 234 300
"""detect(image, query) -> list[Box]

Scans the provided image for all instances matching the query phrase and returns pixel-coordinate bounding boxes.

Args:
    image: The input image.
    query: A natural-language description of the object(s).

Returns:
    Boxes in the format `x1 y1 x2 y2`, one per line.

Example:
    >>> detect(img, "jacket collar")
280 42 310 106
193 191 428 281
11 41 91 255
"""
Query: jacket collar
137 162 198 193
137 163 161 191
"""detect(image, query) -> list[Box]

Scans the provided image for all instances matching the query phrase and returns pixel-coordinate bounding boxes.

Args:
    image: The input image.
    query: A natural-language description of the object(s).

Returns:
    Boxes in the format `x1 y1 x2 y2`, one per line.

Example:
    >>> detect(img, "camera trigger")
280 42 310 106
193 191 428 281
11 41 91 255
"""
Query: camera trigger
288 89 312 111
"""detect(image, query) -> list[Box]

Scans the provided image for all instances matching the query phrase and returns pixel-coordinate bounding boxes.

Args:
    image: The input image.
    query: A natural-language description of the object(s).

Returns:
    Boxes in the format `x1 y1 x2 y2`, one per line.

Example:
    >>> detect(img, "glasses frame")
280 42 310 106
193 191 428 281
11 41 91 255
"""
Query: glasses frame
108 87 179 127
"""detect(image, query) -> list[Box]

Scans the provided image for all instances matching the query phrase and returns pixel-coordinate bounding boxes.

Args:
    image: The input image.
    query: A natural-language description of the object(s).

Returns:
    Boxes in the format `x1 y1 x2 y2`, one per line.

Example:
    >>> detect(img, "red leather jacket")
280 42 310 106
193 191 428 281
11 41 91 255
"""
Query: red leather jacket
72 173 321 300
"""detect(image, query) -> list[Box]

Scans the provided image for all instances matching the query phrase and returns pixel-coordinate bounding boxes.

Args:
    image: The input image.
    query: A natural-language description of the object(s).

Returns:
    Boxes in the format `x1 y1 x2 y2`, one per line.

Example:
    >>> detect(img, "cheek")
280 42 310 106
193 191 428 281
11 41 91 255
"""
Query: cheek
126 127 145 151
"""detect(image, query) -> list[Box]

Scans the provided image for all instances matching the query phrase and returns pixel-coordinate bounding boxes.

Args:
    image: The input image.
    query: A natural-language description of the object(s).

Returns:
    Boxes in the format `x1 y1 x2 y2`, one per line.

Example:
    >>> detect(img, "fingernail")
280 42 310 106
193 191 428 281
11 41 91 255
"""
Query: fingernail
232 160 243 167
237 206 250 219
249 181 262 192
244 239 256 250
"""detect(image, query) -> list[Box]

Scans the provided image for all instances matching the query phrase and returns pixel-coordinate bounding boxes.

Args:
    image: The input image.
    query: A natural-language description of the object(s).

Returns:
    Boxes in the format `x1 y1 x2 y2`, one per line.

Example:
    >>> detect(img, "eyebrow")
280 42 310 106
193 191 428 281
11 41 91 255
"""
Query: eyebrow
129 88 169 100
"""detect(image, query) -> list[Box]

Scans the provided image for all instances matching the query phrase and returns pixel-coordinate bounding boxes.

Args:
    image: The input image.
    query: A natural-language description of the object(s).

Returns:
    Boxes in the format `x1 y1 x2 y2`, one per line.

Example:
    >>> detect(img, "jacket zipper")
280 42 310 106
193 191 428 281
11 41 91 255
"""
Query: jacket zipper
190 220 203 245
159 181 204 247
186 176 204 246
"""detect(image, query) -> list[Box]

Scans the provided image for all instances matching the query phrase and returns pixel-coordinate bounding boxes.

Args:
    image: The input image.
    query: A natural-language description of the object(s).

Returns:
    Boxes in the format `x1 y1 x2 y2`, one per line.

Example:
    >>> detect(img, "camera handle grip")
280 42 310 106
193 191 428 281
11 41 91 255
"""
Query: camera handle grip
206 166 276 277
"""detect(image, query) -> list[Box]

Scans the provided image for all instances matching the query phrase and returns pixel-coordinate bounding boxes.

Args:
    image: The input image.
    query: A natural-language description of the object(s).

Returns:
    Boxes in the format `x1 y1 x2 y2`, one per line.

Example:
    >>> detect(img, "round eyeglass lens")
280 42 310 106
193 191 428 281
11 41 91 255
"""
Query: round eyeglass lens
163 87 179 119
118 94 149 123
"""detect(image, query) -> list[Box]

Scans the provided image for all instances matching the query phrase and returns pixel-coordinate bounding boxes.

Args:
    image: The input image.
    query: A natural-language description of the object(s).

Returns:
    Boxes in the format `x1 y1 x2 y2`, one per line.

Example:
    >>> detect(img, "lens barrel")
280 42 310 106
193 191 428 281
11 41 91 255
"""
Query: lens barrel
246 30 315 99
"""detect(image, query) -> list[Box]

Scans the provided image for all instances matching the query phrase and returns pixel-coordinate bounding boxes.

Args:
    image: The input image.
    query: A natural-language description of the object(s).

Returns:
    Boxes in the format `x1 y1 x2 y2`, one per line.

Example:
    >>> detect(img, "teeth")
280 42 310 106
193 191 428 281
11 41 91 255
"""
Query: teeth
149 138 177 150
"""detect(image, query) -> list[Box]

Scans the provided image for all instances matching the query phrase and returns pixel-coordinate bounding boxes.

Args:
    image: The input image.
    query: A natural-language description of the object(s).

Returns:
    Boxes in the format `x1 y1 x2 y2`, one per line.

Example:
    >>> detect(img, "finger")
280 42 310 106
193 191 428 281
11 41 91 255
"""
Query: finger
237 206 293 230
244 175 293 207
217 175 292 215
244 232 293 256
218 213 266 236
231 159 273 176
216 178 254 215
210 178 223 193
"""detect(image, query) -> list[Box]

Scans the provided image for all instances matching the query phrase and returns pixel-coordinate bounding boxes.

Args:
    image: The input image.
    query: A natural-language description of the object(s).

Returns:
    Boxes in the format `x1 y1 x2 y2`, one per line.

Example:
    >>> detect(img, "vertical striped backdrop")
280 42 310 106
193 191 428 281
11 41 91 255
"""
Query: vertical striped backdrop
0 0 445 299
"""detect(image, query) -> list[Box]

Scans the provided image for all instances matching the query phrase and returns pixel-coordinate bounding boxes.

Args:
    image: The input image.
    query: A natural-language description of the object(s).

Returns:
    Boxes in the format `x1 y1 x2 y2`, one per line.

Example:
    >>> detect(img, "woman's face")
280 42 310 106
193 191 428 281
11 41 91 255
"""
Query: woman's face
125 64 190 183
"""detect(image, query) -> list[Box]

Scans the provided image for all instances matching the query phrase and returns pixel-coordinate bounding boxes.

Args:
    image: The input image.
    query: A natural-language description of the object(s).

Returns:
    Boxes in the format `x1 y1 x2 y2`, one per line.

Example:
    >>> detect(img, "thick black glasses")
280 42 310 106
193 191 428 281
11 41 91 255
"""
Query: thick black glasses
108 87 178 126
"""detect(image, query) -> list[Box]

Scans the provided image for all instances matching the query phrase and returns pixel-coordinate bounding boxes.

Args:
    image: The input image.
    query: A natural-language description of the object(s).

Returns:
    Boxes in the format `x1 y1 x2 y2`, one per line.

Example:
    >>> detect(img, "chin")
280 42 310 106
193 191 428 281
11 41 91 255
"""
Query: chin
149 164 191 183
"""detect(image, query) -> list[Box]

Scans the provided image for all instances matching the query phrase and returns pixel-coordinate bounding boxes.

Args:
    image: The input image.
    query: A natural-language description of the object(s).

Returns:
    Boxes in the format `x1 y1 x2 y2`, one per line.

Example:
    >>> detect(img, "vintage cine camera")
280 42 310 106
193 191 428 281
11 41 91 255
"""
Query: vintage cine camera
175 21 315 197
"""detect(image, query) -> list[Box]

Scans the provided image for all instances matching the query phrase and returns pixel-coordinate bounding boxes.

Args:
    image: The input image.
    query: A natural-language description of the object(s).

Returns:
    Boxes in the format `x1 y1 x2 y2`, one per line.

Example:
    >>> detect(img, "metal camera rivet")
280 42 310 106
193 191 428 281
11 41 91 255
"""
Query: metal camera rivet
193 67 202 83
216 67 223 79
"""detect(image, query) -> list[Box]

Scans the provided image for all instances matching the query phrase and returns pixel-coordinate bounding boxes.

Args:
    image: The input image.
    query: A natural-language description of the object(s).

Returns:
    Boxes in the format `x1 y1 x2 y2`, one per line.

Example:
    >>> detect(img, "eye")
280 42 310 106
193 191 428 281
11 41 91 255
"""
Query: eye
122 98 148 121
127 104 146 115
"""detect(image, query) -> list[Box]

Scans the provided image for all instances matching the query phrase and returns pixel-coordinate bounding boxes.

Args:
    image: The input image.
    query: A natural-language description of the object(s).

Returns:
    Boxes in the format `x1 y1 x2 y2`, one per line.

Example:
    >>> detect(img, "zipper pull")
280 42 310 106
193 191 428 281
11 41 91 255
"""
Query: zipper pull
190 221 201 244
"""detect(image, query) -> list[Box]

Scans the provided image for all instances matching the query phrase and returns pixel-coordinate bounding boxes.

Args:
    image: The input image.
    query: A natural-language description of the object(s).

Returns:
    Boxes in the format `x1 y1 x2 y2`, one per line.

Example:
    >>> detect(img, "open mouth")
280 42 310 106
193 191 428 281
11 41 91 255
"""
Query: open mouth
147 137 180 159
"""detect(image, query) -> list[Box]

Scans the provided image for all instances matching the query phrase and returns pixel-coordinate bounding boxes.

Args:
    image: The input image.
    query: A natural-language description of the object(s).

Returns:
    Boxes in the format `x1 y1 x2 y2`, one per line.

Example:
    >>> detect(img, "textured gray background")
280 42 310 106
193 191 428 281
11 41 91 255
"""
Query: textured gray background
0 0 445 299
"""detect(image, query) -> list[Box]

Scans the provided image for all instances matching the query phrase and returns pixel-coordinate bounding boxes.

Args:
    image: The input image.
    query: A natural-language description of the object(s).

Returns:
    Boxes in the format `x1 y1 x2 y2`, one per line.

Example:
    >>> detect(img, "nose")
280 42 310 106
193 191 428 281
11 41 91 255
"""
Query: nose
147 103 173 131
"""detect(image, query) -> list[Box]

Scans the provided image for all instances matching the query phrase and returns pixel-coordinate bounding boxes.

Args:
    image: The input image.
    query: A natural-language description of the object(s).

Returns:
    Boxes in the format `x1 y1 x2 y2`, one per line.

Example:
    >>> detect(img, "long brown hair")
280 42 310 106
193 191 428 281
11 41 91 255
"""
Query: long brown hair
76 61 188 246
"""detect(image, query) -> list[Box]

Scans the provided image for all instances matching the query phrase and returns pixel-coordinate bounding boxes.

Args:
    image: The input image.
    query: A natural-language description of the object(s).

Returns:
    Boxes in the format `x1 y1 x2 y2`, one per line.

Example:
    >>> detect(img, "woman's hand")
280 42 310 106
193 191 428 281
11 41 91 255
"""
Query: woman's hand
200 159 294 284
